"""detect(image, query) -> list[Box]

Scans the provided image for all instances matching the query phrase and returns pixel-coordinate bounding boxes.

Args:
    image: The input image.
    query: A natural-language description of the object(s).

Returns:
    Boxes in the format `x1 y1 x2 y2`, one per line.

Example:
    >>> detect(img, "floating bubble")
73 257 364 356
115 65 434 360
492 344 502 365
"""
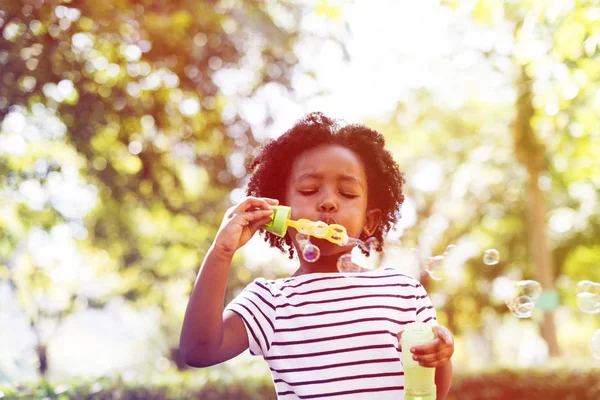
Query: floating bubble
302 244 320 263
576 292 600 314
483 249 500 265
337 254 352 268
592 329 600 360
340 236 360 247
337 253 369 273
577 280 600 295
515 280 542 301
425 255 445 281
505 295 535 318
352 238 371 254
296 232 311 245
576 280 600 314
443 244 456 256
365 237 379 252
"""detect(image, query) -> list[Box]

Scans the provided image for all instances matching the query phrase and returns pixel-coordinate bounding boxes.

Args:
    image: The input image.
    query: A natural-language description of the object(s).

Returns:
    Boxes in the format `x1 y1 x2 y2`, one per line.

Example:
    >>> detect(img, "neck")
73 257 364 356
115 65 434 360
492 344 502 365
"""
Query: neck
293 248 351 276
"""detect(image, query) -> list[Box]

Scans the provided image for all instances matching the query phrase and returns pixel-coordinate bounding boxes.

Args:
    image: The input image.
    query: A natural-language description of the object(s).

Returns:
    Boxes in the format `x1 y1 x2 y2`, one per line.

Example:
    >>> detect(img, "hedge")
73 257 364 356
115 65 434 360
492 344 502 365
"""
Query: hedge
446 367 600 400
1 367 599 399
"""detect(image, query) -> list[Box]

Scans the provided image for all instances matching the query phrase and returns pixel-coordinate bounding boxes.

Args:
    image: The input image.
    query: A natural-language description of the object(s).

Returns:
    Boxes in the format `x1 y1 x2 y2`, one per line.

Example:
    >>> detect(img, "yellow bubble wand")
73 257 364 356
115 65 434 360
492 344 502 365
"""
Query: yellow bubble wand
263 205 349 245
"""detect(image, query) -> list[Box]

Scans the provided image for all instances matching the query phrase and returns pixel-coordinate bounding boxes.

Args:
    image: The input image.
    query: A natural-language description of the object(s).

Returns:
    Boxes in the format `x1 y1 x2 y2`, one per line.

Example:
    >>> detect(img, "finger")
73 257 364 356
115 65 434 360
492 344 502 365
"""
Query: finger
232 209 274 226
249 215 276 231
231 197 274 215
410 338 443 355
432 325 454 345
417 357 451 368
264 198 279 205
412 348 453 365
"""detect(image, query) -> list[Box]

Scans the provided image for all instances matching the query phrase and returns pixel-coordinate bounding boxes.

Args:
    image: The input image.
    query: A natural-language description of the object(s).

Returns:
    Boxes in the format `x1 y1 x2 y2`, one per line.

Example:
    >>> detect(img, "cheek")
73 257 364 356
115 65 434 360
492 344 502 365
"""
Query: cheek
283 186 294 207
345 211 367 234
286 196 308 219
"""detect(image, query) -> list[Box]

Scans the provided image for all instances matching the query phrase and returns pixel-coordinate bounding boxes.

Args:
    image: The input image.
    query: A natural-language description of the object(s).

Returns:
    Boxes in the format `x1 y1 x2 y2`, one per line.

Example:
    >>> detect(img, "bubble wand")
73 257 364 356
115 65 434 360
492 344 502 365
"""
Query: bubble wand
262 205 349 244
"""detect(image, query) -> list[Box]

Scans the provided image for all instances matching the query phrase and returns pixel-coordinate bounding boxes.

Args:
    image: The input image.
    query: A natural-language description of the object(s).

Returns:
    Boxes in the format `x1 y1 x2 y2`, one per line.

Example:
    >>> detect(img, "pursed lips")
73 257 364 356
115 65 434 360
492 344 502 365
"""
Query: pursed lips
319 215 337 225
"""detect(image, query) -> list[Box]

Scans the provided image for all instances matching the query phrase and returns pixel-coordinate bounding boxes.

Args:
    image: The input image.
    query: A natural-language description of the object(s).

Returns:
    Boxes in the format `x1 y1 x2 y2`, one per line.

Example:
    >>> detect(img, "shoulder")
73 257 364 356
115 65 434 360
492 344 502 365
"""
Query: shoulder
241 277 287 301
242 277 275 293
376 268 422 287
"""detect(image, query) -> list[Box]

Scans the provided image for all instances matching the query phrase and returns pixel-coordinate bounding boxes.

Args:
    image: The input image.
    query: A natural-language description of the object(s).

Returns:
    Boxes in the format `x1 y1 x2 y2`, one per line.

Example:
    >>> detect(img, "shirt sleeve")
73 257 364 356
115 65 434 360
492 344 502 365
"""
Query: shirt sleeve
414 282 437 325
224 278 278 357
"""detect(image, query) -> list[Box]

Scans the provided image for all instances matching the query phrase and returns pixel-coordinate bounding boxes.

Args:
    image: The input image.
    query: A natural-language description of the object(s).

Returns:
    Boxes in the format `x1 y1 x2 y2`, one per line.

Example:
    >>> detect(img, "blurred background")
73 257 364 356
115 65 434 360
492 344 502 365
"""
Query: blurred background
0 0 599 398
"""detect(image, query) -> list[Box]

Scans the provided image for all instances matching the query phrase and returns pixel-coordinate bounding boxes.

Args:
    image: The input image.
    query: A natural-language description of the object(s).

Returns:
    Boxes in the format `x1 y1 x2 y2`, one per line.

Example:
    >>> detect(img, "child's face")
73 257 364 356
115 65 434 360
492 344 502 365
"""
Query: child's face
285 144 381 256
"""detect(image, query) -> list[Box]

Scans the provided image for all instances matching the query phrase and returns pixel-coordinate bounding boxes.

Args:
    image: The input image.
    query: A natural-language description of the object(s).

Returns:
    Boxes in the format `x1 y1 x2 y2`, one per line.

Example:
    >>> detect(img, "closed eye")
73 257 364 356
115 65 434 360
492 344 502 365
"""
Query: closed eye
298 190 358 199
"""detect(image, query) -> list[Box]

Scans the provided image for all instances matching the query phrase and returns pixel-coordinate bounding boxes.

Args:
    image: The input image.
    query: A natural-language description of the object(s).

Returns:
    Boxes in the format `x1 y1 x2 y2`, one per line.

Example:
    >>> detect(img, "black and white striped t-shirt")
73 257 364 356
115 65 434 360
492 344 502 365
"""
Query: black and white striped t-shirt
225 268 437 399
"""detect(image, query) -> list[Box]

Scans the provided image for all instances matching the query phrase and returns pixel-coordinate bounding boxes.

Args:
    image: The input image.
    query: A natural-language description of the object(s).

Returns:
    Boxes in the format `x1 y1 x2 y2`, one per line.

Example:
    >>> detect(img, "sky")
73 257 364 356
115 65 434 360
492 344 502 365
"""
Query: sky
243 0 516 139
236 0 517 274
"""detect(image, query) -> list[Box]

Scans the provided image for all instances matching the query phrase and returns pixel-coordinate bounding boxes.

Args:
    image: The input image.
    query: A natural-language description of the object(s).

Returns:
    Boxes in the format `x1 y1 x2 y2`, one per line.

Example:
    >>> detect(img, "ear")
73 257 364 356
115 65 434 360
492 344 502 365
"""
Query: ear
362 208 382 237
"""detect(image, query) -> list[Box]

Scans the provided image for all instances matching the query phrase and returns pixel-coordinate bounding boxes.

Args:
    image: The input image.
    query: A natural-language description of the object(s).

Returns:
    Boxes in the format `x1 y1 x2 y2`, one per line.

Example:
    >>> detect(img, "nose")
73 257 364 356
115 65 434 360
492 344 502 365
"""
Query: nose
318 192 338 213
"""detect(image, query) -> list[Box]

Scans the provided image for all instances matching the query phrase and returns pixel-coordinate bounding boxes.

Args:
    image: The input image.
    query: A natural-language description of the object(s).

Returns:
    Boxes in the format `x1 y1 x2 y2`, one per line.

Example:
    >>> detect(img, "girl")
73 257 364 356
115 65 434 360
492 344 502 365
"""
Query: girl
180 112 454 399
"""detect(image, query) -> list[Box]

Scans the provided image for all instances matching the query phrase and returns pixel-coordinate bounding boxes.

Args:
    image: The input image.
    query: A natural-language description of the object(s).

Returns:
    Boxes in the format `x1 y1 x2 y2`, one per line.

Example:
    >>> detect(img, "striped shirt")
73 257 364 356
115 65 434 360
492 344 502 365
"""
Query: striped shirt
224 268 437 399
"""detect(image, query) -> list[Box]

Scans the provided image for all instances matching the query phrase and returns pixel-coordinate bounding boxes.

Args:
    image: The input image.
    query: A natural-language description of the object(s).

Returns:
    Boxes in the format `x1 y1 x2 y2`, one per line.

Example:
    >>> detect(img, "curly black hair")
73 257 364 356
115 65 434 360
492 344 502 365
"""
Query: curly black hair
246 112 405 259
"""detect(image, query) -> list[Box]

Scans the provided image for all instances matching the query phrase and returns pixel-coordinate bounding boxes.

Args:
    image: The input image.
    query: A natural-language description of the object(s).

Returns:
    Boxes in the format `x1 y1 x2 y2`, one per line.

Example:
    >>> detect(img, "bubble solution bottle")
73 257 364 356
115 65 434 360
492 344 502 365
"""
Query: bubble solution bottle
401 322 437 400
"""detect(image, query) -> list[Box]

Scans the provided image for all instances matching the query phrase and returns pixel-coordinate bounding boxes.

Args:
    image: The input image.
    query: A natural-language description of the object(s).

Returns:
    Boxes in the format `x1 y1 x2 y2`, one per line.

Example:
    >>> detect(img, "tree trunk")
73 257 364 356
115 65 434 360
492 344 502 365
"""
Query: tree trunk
512 65 561 357
37 343 48 378
30 317 49 378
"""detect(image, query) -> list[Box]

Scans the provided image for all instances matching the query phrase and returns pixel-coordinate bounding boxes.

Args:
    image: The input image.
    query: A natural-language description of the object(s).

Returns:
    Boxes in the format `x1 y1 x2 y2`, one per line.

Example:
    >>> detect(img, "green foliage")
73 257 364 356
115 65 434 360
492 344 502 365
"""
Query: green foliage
372 0 600 342
0 377 277 400
1 368 600 399
0 0 305 374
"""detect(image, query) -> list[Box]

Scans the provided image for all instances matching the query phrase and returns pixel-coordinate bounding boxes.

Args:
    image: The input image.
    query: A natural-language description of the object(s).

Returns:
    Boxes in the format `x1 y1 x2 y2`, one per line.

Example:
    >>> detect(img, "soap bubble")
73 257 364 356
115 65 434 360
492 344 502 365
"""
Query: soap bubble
302 244 320 263
515 280 542 301
576 281 600 314
337 253 369 273
355 237 379 254
503 280 541 318
577 292 600 314
442 244 460 271
425 255 445 281
591 329 600 360
483 249 500 265
505 295 535 318
365 237 379 252
296 232 311 245
577 280 600 295
337 254 352 268
443 244 456 256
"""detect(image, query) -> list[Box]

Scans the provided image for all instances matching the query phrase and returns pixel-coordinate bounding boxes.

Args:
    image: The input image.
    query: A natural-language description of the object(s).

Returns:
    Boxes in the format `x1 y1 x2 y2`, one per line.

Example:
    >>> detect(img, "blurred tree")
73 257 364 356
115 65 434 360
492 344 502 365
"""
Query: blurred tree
0 0 320 376
472 0 600 359
377 0 599 361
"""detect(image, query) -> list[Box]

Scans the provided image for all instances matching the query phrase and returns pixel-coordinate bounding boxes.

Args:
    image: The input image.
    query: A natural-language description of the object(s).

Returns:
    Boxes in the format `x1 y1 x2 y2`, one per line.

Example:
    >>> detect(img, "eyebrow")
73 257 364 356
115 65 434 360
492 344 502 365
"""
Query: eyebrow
296 173 365 189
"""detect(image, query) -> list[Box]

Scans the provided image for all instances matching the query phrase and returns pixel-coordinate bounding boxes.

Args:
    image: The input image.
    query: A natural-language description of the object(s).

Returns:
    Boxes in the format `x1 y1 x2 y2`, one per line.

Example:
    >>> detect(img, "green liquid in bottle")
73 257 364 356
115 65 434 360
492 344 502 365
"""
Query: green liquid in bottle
404 366 436 399
401 323 437 400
